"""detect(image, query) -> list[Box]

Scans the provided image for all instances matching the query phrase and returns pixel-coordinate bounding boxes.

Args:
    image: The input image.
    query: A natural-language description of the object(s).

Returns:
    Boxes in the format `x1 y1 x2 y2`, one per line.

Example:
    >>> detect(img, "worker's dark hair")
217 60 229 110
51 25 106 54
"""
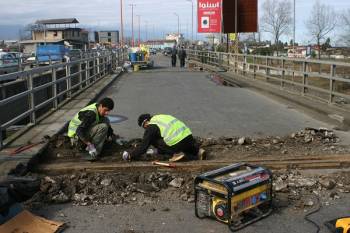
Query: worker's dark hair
138 113 152 127
98 97 114 110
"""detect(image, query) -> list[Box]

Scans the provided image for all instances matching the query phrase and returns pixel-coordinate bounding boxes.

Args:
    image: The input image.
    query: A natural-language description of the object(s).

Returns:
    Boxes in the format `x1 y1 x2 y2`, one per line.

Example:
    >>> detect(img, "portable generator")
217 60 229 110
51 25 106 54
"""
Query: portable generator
194 163 273 231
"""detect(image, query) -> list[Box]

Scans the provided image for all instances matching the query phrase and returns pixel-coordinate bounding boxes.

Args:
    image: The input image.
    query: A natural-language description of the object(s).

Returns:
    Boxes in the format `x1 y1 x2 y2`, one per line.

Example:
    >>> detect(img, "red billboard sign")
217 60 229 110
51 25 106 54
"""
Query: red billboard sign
197 0 222 33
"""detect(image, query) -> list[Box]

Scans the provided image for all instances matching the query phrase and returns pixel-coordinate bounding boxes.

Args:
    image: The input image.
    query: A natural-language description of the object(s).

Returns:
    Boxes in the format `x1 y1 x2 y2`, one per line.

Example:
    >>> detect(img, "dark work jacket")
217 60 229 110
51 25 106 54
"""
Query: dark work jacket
131 125 161 158
178 49 187 59
76 104 113 142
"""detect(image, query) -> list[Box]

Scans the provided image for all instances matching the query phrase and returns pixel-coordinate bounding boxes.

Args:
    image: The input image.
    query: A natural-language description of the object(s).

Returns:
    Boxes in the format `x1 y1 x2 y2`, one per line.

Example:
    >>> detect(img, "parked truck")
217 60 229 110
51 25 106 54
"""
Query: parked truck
36 45 70 64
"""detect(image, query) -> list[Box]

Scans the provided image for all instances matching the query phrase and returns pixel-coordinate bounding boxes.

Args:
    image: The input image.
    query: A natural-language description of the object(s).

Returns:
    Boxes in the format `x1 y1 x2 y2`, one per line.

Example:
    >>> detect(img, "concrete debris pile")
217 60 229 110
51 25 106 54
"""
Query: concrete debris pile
26 172 194 208
25 169 350 212
273 170 350 209
197 127 344 159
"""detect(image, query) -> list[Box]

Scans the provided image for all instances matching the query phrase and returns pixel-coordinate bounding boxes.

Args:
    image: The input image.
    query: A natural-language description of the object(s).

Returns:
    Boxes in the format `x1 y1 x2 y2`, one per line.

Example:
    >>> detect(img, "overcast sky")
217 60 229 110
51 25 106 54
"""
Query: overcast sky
0 0 349 44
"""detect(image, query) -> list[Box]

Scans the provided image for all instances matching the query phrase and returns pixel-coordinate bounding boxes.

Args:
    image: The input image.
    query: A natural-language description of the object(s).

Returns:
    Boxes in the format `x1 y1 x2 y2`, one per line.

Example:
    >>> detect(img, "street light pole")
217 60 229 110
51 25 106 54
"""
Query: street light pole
293 0 296 56
174 13 179 36
145 20 148 42
129 3 136 47
186 0 194 41
120 0 124 47
136 15 141 46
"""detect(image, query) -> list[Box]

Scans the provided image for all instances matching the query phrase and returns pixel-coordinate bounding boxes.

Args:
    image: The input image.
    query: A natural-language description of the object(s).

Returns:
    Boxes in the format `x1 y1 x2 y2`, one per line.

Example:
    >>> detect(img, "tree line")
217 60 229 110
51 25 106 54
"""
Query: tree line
260 0 350 58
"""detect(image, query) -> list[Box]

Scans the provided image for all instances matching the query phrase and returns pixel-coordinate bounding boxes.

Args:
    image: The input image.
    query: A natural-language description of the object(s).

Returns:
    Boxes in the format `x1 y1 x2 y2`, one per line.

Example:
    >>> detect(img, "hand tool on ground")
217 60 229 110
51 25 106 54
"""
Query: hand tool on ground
10 141 45 155
152 161 176 168
325 217 350 233
10 136 50 155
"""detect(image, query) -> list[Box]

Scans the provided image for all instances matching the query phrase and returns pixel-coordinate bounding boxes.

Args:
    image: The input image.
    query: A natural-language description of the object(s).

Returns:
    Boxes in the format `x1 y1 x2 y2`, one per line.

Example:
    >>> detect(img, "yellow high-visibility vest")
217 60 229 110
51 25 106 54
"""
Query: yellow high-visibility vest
149 114 192 146
67 103 99 138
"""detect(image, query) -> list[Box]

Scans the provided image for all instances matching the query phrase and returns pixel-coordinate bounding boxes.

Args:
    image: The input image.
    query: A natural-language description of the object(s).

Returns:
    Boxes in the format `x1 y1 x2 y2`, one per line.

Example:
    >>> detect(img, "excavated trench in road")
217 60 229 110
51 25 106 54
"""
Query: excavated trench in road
20 127 350 214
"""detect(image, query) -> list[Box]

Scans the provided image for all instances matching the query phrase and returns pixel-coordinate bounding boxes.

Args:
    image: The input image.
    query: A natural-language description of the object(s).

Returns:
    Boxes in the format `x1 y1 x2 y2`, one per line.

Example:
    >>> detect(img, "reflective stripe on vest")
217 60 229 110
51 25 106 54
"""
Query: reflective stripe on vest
67 103 99 138
149 115 192 146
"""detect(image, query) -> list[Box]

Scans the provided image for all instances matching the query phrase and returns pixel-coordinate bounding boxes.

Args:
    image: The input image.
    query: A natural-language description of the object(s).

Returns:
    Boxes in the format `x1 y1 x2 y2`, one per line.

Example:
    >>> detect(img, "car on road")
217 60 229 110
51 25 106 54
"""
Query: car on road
0 52 19 75
163 47 172 56
149 48 157 55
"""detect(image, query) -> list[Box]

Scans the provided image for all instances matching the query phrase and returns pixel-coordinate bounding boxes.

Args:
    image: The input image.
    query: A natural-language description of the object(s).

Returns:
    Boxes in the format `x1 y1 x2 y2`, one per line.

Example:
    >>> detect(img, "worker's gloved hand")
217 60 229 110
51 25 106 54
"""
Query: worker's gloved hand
122 151 130 161
146 148 158 155
86 143 97 157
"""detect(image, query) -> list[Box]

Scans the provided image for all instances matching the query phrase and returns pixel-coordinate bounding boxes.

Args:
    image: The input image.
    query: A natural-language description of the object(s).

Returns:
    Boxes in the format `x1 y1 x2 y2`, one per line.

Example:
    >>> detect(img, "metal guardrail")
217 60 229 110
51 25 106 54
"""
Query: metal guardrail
0 49 128 149
187 50 350 105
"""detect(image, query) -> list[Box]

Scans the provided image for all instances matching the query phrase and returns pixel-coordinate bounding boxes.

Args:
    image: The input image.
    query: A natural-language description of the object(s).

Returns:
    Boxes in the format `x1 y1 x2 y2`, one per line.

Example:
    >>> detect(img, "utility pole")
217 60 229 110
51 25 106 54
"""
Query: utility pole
136 15 141 46
234 0 239 54
129 3 136 47
186 0 194 41
293 0 296 56
120 0 124 47
145 20 148 42
174 13 179 36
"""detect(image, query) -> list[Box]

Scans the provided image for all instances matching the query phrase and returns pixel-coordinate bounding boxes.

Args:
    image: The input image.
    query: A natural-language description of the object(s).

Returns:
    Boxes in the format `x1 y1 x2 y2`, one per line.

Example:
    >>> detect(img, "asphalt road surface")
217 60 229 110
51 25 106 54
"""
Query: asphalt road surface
103 54 338 141
34 54 350 233
36 194 350 233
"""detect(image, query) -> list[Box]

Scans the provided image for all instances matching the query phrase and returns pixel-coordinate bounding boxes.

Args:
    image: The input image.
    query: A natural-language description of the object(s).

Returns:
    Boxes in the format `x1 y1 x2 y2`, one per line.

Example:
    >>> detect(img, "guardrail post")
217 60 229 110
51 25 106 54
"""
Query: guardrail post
112 52 116 70
266 57 270 81
66 64 71 98
227 53 230 71
96 57 100 79
243 55 247 76
302 61 308 95
28 73 36 125
234 54 238 73
52 67 58 109
253 56 256 79
329 64 336 103
85 60 90 85
78 60 83 90
281 59 285 88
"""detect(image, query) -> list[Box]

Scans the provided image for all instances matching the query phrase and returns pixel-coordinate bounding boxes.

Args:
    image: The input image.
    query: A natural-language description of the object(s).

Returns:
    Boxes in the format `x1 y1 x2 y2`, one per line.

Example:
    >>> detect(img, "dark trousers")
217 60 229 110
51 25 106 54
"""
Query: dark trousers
171 56 177 67
180 58 185 67
152 135 199 160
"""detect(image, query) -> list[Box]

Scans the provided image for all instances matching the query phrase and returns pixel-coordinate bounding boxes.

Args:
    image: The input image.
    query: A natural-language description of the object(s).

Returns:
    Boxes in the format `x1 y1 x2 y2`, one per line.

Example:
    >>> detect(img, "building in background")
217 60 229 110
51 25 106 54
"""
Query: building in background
143 40 176 49
94 31 119 48
20 18 89 54
165 33 184 45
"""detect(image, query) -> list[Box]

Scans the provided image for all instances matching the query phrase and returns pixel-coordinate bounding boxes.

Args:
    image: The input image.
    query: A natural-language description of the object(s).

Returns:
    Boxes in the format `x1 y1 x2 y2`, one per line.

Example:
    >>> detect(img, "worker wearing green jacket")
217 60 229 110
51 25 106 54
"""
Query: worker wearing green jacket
68 97 116 161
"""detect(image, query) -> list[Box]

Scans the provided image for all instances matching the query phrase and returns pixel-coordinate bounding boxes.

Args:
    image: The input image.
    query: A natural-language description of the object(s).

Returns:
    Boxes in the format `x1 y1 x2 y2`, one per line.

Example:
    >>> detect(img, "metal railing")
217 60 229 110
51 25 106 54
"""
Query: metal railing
0 49 128 149
188 50 350 105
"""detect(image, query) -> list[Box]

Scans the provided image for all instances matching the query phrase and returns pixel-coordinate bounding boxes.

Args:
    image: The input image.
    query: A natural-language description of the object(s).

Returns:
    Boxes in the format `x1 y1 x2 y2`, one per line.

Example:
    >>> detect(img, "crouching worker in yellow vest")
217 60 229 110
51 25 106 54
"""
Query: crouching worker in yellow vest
122 114 205 162
68 97 116 161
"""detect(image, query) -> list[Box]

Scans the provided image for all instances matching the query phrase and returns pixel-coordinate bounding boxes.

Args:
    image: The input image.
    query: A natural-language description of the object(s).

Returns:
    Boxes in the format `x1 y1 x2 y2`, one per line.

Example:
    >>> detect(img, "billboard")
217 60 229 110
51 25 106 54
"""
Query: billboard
222 0 258 33
197 0 222 33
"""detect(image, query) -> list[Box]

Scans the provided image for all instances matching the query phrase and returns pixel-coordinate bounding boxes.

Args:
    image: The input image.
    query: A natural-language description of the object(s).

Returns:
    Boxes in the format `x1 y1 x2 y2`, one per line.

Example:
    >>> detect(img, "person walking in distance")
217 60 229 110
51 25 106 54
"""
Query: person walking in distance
178 46 187 68
171 45 177 67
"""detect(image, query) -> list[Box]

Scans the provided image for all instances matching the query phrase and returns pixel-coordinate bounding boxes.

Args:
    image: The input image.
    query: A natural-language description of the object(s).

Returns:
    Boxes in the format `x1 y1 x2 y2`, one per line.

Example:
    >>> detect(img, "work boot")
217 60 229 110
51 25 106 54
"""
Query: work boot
169 152 185 162
198 148 206 160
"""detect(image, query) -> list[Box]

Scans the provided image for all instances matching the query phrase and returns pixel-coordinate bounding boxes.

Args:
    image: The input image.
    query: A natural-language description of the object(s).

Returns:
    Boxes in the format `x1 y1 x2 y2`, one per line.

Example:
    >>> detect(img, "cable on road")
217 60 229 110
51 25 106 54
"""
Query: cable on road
303 194 322 233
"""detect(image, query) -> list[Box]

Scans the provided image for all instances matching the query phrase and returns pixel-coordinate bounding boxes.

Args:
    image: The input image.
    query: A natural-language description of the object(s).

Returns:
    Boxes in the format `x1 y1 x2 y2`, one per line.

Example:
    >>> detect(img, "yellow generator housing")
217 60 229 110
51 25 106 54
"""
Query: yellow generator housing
195 163 273 231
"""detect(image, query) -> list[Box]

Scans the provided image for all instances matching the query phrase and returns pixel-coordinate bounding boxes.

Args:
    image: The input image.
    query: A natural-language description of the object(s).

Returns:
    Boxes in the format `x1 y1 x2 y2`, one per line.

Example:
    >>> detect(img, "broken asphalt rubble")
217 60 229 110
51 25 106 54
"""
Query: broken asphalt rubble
3 127 350 218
